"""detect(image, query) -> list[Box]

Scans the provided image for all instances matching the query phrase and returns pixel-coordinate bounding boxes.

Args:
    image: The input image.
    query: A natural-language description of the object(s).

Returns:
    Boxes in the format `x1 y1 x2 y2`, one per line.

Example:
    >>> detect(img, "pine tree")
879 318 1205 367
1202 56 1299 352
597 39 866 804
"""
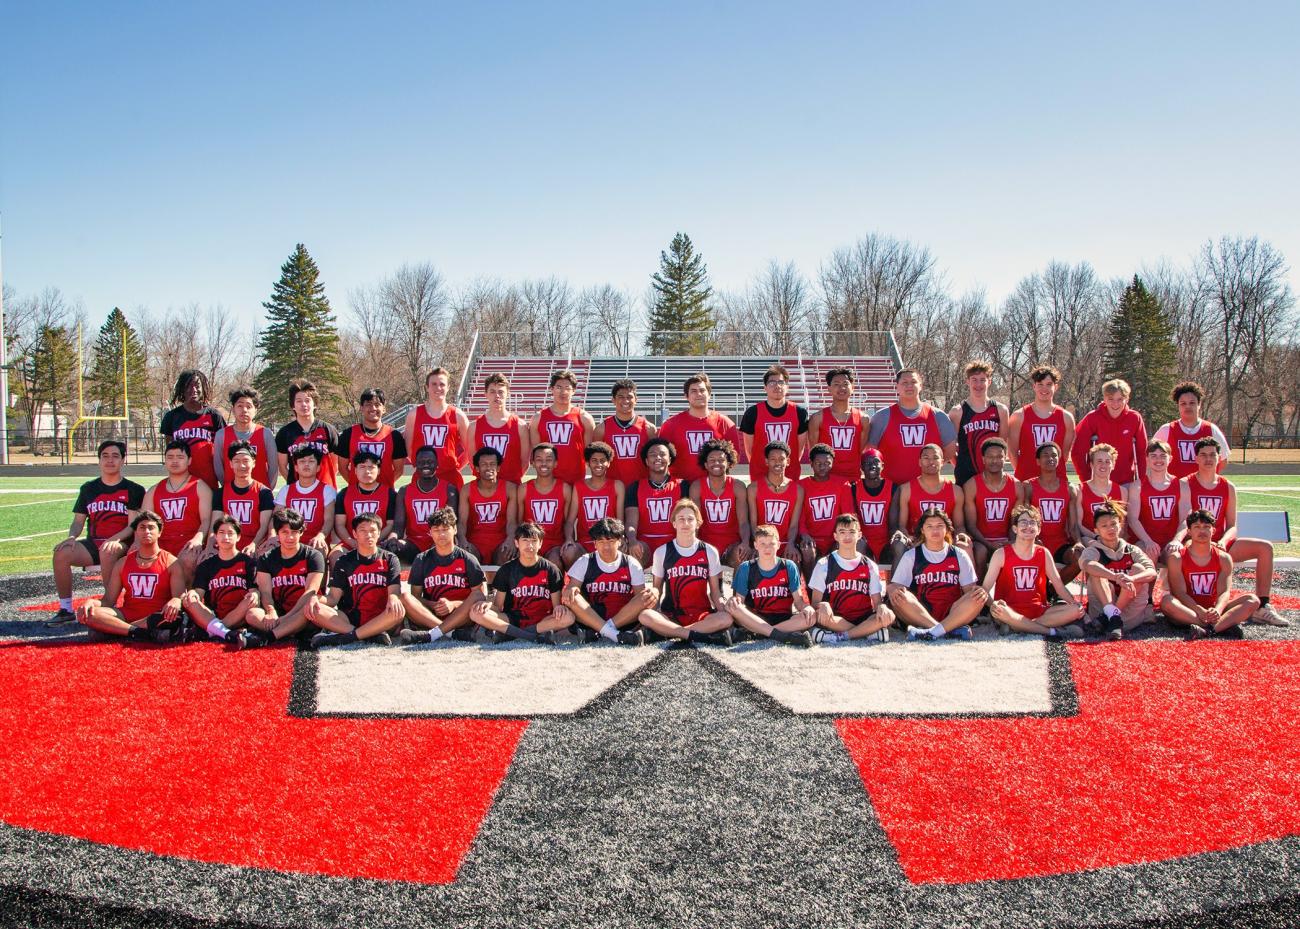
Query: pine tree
646 233 716 355
89 307 149 420
27 325 79 446
1103 276 1178 425
254 244 345 414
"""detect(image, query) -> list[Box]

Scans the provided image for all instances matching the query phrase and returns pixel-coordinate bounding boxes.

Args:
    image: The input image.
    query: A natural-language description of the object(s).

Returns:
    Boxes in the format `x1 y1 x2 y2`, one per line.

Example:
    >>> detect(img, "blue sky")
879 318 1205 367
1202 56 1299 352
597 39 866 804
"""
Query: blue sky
3 1 1297 330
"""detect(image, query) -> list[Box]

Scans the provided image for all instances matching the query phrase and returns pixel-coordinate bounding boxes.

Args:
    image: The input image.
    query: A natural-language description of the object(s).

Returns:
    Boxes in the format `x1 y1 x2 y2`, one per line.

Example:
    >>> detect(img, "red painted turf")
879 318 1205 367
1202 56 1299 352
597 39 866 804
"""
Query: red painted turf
838 641 1300 884
0 641 525 883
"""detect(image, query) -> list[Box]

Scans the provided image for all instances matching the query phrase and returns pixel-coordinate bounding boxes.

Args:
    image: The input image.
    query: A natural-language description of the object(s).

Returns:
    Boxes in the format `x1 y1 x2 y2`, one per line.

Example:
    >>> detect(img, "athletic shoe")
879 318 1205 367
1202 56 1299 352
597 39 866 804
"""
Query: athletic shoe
399 629 433 645
535 632 555 645
1185 624 1210 641
906 627 926 640
1217 624 1245 640
730 627 754 644
310 631 356 650
1108 626 1124 641
811 628 847 644
580 626 601 644
451 626 477 642
865 627 889 644
492 631 512 645
1053 624 1084 641
230 629 263 651
950 626 973 641
783 630 813 648
691 629 732 647
616 628 645 646
45 609 78 627
179 616 203 644
1251 604 1289 627
368 632 393 647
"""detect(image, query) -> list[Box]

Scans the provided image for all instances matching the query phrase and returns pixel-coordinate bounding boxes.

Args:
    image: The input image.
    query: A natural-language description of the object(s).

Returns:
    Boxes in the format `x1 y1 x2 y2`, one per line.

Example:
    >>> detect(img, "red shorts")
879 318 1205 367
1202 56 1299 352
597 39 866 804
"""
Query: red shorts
468 530 506 559
669 609 711 627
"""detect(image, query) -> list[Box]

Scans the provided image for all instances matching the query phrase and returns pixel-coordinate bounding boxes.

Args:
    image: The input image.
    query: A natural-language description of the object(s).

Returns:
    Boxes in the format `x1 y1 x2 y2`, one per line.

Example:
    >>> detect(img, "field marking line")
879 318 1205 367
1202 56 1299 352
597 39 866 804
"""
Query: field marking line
0 555 49 564
0 498 74 509
0 489 78 494
0 529 67 544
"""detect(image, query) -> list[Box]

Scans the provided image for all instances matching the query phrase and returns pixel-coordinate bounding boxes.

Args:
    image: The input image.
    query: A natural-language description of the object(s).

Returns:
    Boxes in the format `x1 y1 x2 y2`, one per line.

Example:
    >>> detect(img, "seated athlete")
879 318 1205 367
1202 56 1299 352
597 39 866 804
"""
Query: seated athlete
1162 509 1259 640
961 437 1019 576
851 450 896 564
234 506 327 649
517 443 571 569
210 440 275 558
983 503 1086 637
1018 441 1081 582
76 511 184 642
305 512 405 648
142 440 212 584
624 437 685 564
400 506 487 644
181 514 258 643
1078 501 1157 640
564 442 626 568
808 514 894 643
797 443 856 575
562 517 655 645
459 445 518 565
274 445 335 554
688 438 752 568
747 441 804 562
49 439 145 625
470 522 572 643
887 508 985 641
388 445 458 563
332 451 397 564
637 499 733 645
724 524 815 646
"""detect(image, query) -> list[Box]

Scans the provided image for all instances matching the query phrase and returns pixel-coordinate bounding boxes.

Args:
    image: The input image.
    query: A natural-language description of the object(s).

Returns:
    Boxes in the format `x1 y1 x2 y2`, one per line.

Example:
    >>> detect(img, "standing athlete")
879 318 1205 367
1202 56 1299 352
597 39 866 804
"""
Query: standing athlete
1072 378 1148 485
1007 364 1075 483
948 360 1009 488
868 368 957 486
739 364 808 482
808 367 874 483
597 378 657 486
529 369 595 486
658 373 739 482
472 373 529 485
160 369 225 491
275 380 339 488
1152 381 1230 480
213 388 277 490
336 387 407 489
404 367 471 487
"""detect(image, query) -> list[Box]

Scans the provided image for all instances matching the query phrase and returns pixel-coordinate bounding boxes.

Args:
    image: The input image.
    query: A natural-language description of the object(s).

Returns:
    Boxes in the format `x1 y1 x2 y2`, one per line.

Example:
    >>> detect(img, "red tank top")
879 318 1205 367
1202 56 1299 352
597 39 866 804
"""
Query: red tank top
402 480 452 552
748 403 804 481
661 542 713 621
119 550 177 621
905 478 956 534
821 554 877 621
662 410 734 481
473 413 525 485
973 474 1018 542
908 545 964 621
755 479 800 543
698 477 741 550
522 479 566 550
995 544 1050 619
410 405 466 486
537 407 586 484
154 477 203 555
465 480 510 556
800 477 854 547
1183 475 1231 541
1015 406 1068 482
877 404 943 485
603 415 652 485
339 483 392 528
815 407 867 481
1137 476 1180 547
342 424 401 488
1079 480 1125 534
219 426 273 488
219 480 269 548
1028 478 1071 553
1166 420 1214 479
1180 547 1223 608
853 480 894 554
632 478 683 550
574 479 620 550
282 480 331 541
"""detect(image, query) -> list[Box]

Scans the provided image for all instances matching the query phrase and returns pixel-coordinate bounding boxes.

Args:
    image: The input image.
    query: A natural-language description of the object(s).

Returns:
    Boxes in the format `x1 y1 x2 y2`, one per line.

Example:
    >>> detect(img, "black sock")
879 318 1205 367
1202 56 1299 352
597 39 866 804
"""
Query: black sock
1259 596 1270 607
770 629 792 643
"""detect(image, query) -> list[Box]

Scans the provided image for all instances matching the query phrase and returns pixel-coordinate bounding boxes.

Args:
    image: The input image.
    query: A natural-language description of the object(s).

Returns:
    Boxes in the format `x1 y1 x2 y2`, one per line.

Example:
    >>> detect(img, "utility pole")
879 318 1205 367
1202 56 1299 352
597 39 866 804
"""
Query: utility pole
0 213 9 465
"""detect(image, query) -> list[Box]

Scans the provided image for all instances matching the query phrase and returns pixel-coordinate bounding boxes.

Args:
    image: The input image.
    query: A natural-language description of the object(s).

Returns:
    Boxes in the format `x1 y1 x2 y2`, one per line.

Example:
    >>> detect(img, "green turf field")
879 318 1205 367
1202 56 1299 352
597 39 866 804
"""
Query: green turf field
1 472 1297 576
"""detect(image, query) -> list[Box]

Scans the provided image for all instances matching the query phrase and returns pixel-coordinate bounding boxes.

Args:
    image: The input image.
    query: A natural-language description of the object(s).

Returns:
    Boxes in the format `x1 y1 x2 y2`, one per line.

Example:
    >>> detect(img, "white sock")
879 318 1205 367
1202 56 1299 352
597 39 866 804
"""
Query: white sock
59 598 73 611
208 620 229 640
428 628 444 641
1102 605 1121 619
928 625 947 638
600 620 619 642
1048 627 1059 637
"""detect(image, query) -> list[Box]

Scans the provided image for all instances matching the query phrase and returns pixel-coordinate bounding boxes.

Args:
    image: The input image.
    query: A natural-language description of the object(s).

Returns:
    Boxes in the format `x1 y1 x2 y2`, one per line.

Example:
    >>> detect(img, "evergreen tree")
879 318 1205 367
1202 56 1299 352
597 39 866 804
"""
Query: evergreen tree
27 325 79 446
646 233 716 355
1103 276 1178 425
90 307 149 419
254 244 345 414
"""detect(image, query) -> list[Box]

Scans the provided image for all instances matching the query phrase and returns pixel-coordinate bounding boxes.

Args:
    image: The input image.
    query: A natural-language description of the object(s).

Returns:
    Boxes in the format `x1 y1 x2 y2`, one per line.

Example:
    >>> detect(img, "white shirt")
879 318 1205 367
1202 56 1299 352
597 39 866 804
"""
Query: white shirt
890 544 977 589
808 551 882 595
567 552 646 587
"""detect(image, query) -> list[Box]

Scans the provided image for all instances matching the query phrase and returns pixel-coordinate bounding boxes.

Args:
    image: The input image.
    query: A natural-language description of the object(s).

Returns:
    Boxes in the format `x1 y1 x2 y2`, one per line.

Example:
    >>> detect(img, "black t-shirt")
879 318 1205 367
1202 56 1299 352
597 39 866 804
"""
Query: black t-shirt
161 405 227 443
192 553 257 615
491 557 564 626
256 545 327 613
73 478 146 546
409 546 486 602
329 549 402 623
739 402 809 435
276 419 340 486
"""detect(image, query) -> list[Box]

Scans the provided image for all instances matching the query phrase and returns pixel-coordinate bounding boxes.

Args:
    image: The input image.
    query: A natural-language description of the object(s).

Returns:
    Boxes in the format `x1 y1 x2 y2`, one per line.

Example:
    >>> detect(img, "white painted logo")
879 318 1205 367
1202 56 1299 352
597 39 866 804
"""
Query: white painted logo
808 494 838 521
581 496 609 522
474 502 501 523
703 498 732 523
530 499 558 524
127 573 158 599
764 499 790 524
421 423 449 447
1189 572 1217 597
645 497 673 523
611 434 641 459
1013 566 1038 591
828 424 855 451
159 497 187 521
226 500 253 524
546 421 574 445
1149 495 1176 520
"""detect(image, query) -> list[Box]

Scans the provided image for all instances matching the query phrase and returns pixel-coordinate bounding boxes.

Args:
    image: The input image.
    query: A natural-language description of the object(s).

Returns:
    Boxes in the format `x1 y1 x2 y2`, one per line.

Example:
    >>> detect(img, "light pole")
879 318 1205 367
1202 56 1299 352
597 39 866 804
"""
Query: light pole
0 213 9 465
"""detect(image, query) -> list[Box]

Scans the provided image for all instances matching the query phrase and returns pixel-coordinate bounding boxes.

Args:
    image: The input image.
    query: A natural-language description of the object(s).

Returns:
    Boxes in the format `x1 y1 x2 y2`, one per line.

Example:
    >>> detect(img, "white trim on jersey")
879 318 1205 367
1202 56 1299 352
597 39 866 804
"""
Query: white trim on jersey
808 551 882 594
566 553 647 588
650 540 722 580
890 544 977 589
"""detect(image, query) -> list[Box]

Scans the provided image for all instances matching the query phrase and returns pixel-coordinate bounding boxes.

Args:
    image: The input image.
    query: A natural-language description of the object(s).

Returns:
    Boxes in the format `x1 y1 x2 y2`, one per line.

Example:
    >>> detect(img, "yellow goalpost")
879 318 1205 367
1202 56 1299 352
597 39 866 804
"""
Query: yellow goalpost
66 322 129 461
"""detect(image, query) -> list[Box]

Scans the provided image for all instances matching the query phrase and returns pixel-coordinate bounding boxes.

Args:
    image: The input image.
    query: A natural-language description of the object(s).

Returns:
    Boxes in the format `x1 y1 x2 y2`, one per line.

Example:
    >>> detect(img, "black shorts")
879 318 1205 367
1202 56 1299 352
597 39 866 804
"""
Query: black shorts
79 538 102 565
1053 543 1074 564
382 539 423 565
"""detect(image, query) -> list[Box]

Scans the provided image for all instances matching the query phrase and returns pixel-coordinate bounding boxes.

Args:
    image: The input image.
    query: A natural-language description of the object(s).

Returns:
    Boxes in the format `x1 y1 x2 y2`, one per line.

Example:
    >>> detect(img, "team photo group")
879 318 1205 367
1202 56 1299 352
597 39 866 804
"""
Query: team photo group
51 357 1288 652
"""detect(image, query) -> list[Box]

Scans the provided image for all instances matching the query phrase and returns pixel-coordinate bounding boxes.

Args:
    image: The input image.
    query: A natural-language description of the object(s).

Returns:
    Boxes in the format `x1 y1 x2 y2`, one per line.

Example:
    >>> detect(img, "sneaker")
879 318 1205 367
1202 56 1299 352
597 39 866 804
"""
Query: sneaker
692 629 732 647
1108 626 1124 641
179 616 203 644
616 628 645 646
535 632 555 645
399 629 432 645
783 630 813 648
368 632 393 647
1053 623 1084 641
492 631 512 644
950 626 973 641
451 626 477 642
811 628 847 644
580 626 601 644
231 629 270 650
1185 624 1210 642
1251 604 1290 627
865 627 889 644
310 631 355 650
45 608 78 627
906 627 926 640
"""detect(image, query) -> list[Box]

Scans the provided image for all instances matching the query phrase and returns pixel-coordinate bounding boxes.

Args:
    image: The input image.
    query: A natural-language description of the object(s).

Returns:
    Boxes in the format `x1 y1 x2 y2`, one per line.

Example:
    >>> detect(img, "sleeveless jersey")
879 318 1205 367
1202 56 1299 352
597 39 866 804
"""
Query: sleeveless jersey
741 559 798 618
815 407 867 482
1136 476 1180 547
581 553 635 619
337 483 393 527
410 404 466 486
574 479 620 551
630 478 684 551
877 403 943 485
1165 420 1215 480
1015 405 1068 482
218 426 274 488
747 403 804 481
522 479 566 551
909 545 964 621
1079 480 1125 534
995 544 1050 619
465 480 510 558
821 554 878 622
602 415 652 486
341 423 402 488
403 480 453 553
697 477 741 551
853 480 894 555
1183 475 1231 541
800 477 854 553
660 409 735 482
1027 477 1071 554
754 479 800 544
281 480 331 541
119 549 177 621
1180 548 1223 608
955 402 1002 486
905 478 956 534
216 480 271 548
537 407 587 484
153 477 203 556
973 473 1018 542
660 542 713 622
474 413 526 485
163 406 223 490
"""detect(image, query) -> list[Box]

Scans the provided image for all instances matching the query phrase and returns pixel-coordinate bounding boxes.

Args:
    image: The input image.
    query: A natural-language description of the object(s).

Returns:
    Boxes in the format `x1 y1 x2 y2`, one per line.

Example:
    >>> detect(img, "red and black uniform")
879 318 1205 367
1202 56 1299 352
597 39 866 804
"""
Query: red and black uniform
741 402 807 481
995 544 1050 619
697 477 742 552
574 480 620 551
1079 480 1125 535
161 405 226 490
817 554 878 622
737 558 800 621
257 545 326 614
72 477 145 562
465 481 510 558
908 546 965 621
658 542 715 625
192 553 256 618
1027 478 1072 557
602 415 652 486
153 477 204 556
1164 420 1216 480
410 404 466 486
492 557 564 627
876 403 944 486
972 474 1018 543
1014 406 1067 483
658 410 737 482
575 554 636 619
814 408 869 482
409 546 485 605
1180 548 1223 608
337 424 407 488
275 419 340 488
537 407 587 485
217 426 275 488
330 549 401 625
522 480 566 552
1135 477 1180 548
628 477 684 553
402 480 454 553
1183 475 1231 542
213 480 274 549
754 479 800 544
852 480 894 559
905 478 956 535
954 402 1002 487
473 413 526 484
118 550 177 622
278 480 333 541
800 477 855 557
336 483 395 526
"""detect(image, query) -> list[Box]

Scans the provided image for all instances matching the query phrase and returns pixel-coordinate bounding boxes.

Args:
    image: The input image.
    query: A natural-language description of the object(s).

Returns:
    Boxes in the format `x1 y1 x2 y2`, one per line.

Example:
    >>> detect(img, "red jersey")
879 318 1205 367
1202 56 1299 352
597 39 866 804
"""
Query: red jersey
193 553 255 618
257 545 325 615
537 407 587 485
630 478 684 552
819 554 878 622
522 479 566 551
280 480 332 541
659 409 736 482
815 408 868 482
740 559 799 617
697 477 742 551
660 542 714 622
1165 420 1216 479
1027 478 1071 554
339 423 404 488
1135 476 1180 547
574 479 620 551
403 480 453 553
119 550 177 622
336 483 394 527
153 477 203 556
1079 480 1125 534
577 553 636 619
877 403 944 486
73 478 145 548
972 474 1018 542
747 403 804 481
602 415 652 485
1180 548 1224 608
465 480 510 558
162 406 224 490
1073 404 1147 485
995 544 1050 619
1015 405 1068 482
277 420 339 489
216 480 273 549
908 546 964 621
853 480 894 555
331 550 400 624
1183 475 1231 541
474 413 526 485
800 477 855 555
905 478 956 535
218 425 274 488
754 479 800 544
410 405 466 486
410 546 485 604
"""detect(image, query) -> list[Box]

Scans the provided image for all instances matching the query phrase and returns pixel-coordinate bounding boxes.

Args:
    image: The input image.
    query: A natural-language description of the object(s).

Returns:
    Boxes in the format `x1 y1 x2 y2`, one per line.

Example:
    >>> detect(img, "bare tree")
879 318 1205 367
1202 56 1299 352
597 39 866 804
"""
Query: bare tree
520 277 576 356
381 263 449 401
579 284 633 354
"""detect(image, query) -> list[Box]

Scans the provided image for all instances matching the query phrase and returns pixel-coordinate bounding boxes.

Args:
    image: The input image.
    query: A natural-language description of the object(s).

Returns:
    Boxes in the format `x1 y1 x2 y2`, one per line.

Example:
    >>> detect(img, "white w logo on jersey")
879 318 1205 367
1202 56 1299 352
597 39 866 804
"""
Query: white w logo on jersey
159 497 187 521
352 500 379 516
919 499 947 515
899 424 927 447
828 424 855 451
530 499 558 524
1039 498 1064 523
474 502 501 523
127 573 158 599
808 494 838 521
704 498 732 523
358 441 386 458
764 499 790 524
582 496 609 522
611 434 641 459
293 499 318 522
1032 424 1058 448
1178 439 1197 462
482 433 509 456
764 422 791 444
1149 495 1176 520
684 430 710 453
226 500 253 524
858 501 885 525
1013 566 1038 591
421 423 449 447
412 498 440 523
546 421 574 445
1189 572 1217 597
645 497 673 523
1196 495 1222 520
983 498 1009 522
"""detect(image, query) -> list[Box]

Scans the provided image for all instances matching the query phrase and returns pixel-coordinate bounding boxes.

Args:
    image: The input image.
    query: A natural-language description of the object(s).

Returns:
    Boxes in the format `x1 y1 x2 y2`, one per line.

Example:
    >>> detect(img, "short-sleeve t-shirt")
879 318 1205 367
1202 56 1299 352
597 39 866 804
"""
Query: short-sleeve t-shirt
329 549 402 624
276 420 341 487
491 557 565 627
191 552 257 616
256 545 327 614
889 544 977 589
408 546 486 603
73 478 146 546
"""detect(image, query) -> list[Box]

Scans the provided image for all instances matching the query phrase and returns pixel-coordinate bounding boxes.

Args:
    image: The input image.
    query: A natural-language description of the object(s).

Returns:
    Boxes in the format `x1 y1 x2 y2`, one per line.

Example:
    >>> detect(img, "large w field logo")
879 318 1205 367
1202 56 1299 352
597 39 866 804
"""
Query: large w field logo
763 499 790 524
546 422 574 445
159 498 187 521
645 497 673 523
126 573 158 599
828 425 855 451
1189 571 1217 597
611 434 640 459
808 494 839 521
703 498 732 523
1032 424 1058 447
529 499 558 524
226 500 253 524
421 424 449 447
899 424 927 447
1148 495 1176 520
1012 566 1039 590
1039 499 1064 523
581 497 609 522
